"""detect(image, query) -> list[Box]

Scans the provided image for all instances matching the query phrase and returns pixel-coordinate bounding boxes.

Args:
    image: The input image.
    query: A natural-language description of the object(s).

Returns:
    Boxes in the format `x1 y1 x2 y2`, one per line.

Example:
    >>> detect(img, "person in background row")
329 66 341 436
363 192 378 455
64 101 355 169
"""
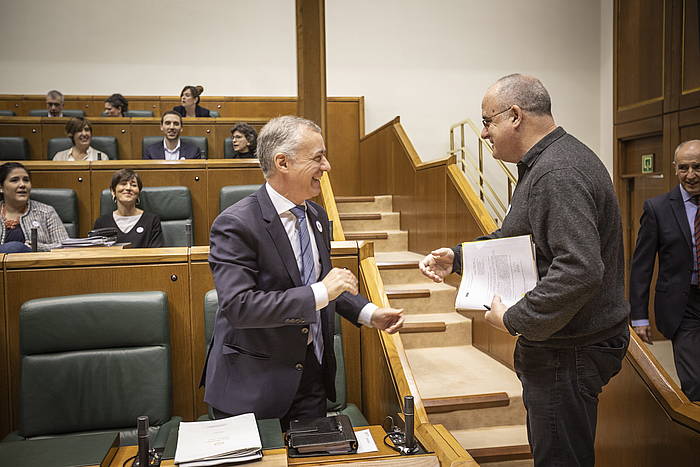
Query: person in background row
173 85 211 118
229 122 257 158
143 111 202 160
93 169 163 248
53 117 108 161
46 90 64 118
0 162 68 253
104 93 129 117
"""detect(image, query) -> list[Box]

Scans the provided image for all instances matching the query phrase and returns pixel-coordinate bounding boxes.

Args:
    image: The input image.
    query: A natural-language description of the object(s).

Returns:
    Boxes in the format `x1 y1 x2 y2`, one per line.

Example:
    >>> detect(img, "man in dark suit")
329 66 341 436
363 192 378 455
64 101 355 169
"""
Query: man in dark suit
630 139 700 402
142 110 202 159
202 116 404 426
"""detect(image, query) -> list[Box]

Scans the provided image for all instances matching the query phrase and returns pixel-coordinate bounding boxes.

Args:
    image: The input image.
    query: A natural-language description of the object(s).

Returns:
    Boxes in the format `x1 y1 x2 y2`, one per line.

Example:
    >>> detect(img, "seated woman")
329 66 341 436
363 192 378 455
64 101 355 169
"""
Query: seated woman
104 93 129 117
173 85 211 117
93 169 163 248
53 117 109 161
228 122 257 158
0 162 69 253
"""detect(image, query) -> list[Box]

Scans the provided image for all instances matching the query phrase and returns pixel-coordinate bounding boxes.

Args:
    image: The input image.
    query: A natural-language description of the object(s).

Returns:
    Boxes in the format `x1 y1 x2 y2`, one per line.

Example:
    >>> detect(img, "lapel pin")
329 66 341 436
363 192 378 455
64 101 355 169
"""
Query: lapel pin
316 220 323 233
136 226 144 234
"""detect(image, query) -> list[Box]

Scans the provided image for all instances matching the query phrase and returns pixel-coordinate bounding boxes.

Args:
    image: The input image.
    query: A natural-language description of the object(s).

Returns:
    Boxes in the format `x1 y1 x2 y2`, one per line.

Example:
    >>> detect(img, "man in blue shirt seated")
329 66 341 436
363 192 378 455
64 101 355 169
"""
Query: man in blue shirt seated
142 111 202 160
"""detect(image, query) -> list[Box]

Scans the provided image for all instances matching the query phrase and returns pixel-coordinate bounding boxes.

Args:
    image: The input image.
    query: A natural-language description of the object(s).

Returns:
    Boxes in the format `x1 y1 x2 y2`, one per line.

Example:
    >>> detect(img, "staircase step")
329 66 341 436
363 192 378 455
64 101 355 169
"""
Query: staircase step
450 425 531 463
424 392 510 414
344 230 407 252
400 313 471 348
341 212 400 231
376 251 431 284
336 195 393 213
384 282 457 312
385 289 431 299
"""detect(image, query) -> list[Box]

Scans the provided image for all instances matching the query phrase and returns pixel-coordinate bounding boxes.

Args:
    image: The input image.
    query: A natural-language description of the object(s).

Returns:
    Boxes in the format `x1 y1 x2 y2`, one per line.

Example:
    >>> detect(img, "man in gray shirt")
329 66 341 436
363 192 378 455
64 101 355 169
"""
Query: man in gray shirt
419 74 629 467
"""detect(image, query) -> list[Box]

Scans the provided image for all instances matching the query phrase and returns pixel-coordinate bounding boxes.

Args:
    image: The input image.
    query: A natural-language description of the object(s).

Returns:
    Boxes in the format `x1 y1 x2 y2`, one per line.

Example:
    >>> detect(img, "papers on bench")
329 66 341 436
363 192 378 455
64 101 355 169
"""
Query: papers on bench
60 236 117 248
455 235 538 310
174 413 262 466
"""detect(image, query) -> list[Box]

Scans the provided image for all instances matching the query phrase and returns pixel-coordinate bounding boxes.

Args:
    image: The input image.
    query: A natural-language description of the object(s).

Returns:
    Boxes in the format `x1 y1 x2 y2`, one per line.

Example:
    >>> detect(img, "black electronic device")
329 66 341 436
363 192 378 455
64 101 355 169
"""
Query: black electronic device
404 395 416 453
136 416 150 467
30 227 37 252
286 414 358 457
185 223 192 247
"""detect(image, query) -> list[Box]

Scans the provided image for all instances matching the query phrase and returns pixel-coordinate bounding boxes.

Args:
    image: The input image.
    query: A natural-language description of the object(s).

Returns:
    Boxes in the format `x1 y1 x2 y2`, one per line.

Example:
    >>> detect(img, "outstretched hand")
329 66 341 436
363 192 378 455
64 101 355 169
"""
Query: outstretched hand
371 307 404 334
418 248 455 283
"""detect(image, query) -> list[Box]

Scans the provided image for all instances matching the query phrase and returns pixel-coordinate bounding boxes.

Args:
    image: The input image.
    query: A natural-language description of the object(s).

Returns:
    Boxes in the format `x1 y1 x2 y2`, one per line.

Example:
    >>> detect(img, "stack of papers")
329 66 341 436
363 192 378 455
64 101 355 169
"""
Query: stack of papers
60 236 117 248
455 235 538 310
175 413 262 466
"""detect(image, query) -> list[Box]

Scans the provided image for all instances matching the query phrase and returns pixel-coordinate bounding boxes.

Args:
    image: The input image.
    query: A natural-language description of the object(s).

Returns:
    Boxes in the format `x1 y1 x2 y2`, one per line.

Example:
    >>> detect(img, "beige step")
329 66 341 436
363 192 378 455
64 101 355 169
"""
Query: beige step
336 195 393 213
384 282 457 313
340 212 400 231
375 251 427 284
400 312 472 349
451 425 531 464
481 460 534 467
428 395 526 430
345 230 407 252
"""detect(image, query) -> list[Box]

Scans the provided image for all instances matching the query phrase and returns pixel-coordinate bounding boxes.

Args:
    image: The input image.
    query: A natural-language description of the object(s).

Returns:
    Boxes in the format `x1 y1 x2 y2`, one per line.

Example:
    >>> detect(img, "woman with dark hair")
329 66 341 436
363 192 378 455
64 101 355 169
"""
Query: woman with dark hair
0 162 68 252
52 117 108 161
104 93 129 117
173 85 211 118
228 122 258 158
93 169 163 248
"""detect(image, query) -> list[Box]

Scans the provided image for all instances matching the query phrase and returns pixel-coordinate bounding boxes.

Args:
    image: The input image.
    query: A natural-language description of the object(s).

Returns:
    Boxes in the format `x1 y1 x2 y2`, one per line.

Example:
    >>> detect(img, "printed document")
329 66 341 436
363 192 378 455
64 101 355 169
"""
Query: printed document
455 235 538 310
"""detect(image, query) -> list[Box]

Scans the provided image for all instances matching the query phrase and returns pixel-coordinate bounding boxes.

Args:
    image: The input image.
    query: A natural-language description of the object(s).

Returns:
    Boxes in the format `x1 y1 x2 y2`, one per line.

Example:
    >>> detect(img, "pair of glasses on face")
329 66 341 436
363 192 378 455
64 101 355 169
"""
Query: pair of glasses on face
482 106 512 128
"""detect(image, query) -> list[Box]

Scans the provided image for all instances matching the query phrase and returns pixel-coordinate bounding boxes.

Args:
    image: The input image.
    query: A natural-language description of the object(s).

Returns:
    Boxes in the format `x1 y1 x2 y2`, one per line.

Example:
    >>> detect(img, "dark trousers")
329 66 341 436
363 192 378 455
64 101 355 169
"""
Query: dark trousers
514 329 629 467
212 344 327 430
673 289 700 401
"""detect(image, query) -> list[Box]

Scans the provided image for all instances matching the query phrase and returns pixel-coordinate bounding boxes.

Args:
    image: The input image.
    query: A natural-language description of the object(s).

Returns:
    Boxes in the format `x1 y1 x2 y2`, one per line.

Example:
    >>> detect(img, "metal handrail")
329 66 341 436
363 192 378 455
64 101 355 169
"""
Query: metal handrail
449 118 517 224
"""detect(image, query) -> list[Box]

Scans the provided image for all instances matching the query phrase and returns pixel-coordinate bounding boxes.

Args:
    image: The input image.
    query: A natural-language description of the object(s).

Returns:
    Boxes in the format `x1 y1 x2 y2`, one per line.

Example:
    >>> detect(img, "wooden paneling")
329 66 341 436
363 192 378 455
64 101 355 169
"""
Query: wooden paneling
181 118 217 157
129 121 164 159
459 310 516 370
413 167 446 255
327 101 360 196
0 257 8 438
0 118 42 157
614 0 668 123
679 106 700 140
90 119 133 160
680 0 700 109
4 258 195 426
125 96 161 117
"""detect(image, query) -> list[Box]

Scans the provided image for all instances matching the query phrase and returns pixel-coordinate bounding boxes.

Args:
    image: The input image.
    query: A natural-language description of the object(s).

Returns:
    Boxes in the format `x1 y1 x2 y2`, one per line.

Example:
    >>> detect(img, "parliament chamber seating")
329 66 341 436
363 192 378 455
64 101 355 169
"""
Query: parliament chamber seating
0 110 15 116
141 136 208 159
0 137 29 160
47 136 119 160
3 291 180 447
124 110 154 118
29 188 79 237
100 186 193 247
202 289 368 426
28 109 85 117
223 137 235 158
209 110 220 118
218 184 261 212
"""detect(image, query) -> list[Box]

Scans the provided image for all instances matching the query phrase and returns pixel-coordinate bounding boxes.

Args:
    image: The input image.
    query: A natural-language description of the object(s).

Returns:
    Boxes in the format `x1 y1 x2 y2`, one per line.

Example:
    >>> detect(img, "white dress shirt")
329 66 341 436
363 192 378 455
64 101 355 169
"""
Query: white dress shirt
265 183 376 329
163 139 181 160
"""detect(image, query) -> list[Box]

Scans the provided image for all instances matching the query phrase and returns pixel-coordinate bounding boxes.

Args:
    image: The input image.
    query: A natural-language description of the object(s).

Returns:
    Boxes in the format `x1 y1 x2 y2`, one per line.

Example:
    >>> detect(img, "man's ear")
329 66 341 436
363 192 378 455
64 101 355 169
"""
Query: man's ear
511 105 524 128
274 153 288 173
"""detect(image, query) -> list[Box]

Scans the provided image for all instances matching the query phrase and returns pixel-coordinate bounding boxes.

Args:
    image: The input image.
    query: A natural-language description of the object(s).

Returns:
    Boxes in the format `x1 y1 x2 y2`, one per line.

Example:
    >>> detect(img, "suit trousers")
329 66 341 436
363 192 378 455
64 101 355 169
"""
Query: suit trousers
514 329 629 467
673 287 700 401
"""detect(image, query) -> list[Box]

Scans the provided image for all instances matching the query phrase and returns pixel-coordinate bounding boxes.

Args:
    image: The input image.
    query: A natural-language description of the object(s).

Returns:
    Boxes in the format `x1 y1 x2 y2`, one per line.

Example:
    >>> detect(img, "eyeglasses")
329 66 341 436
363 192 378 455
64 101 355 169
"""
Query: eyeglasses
482 106 512 128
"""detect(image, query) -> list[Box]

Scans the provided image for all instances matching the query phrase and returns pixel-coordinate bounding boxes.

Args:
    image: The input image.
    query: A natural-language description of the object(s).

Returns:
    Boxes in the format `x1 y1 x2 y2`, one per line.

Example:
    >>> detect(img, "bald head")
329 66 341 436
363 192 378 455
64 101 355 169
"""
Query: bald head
674 140 700 161
489 74 552 116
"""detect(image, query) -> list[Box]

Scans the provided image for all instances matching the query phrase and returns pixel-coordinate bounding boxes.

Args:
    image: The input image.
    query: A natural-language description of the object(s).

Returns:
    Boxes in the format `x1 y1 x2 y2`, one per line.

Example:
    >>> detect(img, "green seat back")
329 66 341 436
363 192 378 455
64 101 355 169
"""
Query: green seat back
30 188 78 237
219 185 261 213
0 137 29 160
47 136 118 160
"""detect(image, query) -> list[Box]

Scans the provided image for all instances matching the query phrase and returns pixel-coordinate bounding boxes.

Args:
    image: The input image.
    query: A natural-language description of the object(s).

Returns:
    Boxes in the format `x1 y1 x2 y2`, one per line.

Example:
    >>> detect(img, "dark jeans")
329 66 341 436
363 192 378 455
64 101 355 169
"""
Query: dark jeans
212 344 326 430
514 329 629 467
0 241 31 253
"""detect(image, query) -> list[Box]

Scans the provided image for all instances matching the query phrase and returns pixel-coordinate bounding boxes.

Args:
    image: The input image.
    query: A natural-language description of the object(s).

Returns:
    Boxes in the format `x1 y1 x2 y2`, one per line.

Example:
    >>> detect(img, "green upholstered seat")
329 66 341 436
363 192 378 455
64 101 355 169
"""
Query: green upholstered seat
0 110 16 116
125 110 154 117
100 186 193 246
47 136 119 160
202 290 368 427
0 137 29 160
29 109 84 117
30 188 79 237
141 136 208 158
4 291 180 448
209 110 220 118
218 185 261 213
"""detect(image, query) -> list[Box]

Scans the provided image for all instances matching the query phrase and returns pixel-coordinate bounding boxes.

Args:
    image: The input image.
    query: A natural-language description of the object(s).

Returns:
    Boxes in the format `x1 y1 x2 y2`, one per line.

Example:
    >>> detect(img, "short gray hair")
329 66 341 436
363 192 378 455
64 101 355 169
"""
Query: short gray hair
493 74 551 116
46 90 64 103
257 116 321 177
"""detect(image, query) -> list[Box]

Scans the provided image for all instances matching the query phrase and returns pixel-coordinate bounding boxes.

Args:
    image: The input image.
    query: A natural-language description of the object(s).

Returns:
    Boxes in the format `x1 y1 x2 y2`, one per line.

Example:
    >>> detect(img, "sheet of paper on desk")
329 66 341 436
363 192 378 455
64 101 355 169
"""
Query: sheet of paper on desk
355 429 378 453
455 235 538 309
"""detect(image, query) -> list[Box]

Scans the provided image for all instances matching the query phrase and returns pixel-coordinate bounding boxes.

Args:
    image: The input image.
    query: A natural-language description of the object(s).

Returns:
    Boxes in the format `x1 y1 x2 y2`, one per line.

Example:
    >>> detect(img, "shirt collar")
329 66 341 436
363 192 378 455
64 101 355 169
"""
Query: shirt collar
517 126 567 172
679 185 695 203
163 138 181 153
265 182 304 216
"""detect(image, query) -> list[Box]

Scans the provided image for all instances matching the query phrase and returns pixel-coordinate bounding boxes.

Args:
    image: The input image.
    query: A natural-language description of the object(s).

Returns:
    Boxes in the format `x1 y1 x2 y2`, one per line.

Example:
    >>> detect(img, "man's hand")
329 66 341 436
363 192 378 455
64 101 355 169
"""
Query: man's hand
322 267 358 301
485 295 509 333
633 325 653 345
370 307 404 334
418 248 455 283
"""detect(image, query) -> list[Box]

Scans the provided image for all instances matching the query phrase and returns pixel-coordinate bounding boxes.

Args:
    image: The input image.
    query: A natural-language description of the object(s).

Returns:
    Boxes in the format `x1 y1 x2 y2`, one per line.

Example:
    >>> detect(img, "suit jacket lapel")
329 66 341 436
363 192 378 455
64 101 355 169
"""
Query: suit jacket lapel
257 186 302 286
307 203 332 276
670 186 693 250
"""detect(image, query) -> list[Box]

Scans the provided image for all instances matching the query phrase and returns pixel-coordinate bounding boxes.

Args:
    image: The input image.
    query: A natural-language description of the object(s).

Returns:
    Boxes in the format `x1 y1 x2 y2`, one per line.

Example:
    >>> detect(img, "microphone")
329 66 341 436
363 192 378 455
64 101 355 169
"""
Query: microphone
30 227 38 252
404 395 416 453
185 223 192 247
136 415 150 467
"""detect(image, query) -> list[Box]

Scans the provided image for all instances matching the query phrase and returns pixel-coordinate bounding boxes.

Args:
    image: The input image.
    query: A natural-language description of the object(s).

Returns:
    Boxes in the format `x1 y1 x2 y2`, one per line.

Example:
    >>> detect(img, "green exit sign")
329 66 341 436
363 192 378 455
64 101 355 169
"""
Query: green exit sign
641 153 654 174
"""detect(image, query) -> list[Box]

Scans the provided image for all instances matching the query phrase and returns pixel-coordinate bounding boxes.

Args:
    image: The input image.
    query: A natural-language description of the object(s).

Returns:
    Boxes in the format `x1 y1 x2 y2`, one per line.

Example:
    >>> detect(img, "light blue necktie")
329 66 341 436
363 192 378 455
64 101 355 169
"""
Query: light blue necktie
290 205 324 363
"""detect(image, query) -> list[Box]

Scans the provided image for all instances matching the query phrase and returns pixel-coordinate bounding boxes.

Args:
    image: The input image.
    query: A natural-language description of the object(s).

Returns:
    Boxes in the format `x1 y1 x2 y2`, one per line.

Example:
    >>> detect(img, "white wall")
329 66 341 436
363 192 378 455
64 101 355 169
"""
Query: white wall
0 0 611 169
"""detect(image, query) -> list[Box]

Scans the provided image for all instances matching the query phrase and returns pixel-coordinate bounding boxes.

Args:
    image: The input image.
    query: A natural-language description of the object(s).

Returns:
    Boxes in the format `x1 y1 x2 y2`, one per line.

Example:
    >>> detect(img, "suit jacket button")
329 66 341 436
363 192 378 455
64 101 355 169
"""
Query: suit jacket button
301 327 309 334
295 363 304 371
